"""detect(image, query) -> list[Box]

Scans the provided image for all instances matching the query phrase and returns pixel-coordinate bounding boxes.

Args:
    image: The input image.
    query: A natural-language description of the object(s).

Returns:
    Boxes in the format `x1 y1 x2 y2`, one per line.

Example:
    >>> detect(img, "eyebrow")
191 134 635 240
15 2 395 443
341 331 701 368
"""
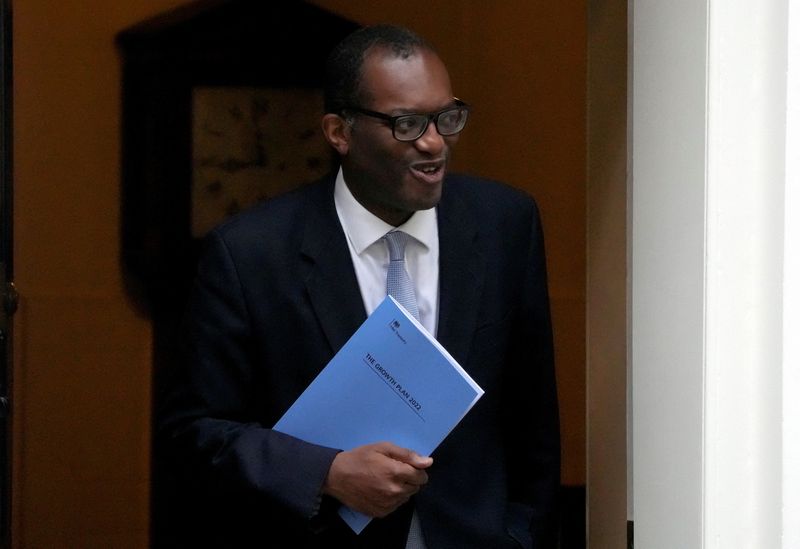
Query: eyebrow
387 100 459 116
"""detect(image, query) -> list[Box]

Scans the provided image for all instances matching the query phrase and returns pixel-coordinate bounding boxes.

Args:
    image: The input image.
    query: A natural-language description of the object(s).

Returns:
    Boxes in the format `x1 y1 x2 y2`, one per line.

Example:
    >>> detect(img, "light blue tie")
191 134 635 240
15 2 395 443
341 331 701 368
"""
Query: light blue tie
382 230 427 549
383 231 420 321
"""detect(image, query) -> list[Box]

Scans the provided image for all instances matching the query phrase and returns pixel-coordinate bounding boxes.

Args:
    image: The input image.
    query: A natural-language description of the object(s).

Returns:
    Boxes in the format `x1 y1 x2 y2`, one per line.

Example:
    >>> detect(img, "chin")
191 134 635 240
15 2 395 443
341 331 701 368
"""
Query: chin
409 195 442 213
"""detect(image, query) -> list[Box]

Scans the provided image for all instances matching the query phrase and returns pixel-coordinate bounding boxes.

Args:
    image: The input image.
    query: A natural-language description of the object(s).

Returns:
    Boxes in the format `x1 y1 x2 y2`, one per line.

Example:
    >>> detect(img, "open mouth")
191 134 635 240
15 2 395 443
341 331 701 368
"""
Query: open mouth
410 160 446 183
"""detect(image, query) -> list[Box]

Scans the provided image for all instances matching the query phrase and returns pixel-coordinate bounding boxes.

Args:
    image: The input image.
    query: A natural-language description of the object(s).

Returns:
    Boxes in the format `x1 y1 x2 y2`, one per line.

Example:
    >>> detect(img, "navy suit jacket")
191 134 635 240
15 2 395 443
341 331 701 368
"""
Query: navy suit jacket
157 173 560 548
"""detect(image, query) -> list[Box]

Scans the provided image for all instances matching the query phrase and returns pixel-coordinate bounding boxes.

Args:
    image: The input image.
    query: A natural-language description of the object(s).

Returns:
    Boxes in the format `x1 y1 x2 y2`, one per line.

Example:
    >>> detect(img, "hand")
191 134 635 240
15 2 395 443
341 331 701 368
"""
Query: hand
321 441 433 518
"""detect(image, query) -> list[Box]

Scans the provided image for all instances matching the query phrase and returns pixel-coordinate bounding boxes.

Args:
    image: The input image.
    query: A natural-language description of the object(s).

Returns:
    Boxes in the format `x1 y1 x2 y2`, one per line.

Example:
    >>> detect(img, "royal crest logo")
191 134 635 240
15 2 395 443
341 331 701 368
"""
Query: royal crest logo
388 319 407 344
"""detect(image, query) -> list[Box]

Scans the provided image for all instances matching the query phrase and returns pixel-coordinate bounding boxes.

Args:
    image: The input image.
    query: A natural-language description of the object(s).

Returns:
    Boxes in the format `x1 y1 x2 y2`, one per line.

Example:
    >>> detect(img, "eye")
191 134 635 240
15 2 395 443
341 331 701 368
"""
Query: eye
437 108 468 134
394 115 423 135
438 109 461 127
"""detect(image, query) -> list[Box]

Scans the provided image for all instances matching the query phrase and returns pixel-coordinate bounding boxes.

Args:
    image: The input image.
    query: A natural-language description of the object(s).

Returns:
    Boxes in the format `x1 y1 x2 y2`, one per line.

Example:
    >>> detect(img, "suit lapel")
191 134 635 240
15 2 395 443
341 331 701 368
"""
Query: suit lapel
298 175 486 365
299 178 367 355
436 182 485 366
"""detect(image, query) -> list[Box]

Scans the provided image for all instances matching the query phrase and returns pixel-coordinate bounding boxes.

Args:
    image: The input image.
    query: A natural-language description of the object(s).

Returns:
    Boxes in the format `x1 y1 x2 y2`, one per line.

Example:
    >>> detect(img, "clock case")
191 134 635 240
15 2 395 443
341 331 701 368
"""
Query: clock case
117 0 357 313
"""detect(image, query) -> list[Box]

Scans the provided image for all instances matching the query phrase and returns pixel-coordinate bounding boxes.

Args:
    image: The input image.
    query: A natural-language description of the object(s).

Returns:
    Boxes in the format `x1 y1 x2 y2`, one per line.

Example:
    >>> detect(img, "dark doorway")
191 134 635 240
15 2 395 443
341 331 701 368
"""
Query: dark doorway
116 2 357 546
0 0 16 547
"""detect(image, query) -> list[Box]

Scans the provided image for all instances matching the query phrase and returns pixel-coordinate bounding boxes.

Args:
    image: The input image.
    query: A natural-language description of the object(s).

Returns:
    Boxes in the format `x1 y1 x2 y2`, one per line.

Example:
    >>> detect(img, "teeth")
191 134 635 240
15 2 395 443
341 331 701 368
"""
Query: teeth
412 163 442 176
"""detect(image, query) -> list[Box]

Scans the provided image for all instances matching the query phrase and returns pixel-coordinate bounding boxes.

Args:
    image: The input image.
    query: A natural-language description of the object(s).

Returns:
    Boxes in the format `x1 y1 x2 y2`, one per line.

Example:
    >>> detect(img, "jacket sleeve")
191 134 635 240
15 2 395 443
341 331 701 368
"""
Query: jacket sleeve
156 229 340 521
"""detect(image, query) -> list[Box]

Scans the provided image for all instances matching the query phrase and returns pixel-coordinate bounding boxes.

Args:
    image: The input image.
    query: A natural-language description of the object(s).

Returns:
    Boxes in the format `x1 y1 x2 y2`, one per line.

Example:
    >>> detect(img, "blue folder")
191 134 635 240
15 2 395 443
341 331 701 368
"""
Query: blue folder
273 295 484 533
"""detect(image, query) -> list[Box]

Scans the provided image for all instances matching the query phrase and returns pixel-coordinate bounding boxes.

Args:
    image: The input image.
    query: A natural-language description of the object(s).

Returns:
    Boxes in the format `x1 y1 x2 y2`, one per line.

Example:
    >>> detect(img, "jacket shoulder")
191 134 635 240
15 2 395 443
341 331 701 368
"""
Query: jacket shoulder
209 177 333 245
443 173 540 219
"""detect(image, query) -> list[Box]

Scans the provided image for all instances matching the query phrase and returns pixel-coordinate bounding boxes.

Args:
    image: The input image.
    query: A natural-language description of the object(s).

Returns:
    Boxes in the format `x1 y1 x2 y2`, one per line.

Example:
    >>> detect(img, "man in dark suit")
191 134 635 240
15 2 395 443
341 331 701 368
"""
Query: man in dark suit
158 25 560 548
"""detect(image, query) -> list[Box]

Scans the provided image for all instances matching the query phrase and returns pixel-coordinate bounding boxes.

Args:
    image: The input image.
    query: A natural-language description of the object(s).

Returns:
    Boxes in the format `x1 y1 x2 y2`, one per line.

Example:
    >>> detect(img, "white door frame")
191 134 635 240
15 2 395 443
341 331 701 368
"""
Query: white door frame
629 0 798 547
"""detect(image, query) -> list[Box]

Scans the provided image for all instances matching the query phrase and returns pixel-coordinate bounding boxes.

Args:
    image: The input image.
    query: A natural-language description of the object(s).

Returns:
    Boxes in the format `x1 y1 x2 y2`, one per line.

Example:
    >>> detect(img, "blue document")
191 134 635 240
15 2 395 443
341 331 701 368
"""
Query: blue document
273 295 484 534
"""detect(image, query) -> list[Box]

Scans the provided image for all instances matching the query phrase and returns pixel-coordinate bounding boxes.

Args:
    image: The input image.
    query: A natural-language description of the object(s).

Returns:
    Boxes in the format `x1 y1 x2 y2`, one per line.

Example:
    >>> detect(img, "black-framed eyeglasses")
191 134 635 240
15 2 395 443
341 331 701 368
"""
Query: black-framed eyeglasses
345 98 470 142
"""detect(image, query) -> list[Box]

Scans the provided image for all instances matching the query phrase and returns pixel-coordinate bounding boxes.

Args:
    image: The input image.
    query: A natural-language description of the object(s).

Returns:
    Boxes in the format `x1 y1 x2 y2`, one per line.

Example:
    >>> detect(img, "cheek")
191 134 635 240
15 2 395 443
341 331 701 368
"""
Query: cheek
361 139 398 164
373 146 411 175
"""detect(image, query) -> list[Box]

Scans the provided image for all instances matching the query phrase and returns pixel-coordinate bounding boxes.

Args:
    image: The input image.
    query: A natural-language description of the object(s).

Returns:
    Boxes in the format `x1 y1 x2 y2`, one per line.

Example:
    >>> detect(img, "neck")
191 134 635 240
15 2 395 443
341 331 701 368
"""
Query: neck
341 172 413 227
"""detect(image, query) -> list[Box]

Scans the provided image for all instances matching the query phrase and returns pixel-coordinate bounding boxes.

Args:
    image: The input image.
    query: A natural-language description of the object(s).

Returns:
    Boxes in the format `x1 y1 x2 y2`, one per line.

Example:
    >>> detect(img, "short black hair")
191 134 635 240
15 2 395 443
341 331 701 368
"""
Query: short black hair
323 24 435 114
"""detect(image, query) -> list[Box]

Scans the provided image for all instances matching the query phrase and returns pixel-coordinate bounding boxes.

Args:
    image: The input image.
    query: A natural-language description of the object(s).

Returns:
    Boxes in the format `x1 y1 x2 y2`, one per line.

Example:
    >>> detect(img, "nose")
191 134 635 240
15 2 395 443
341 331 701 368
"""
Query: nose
413 119 446 155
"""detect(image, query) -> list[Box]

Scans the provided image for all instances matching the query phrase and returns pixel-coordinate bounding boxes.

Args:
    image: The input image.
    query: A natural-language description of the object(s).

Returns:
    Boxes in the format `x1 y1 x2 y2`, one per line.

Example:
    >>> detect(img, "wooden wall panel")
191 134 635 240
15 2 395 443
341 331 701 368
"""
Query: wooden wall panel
13 2 192 546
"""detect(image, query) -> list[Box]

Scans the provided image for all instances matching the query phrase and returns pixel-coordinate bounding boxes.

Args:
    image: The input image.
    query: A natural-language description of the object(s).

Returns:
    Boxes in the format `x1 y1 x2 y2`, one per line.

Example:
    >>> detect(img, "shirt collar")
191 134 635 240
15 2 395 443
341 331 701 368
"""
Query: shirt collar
333 167 438 255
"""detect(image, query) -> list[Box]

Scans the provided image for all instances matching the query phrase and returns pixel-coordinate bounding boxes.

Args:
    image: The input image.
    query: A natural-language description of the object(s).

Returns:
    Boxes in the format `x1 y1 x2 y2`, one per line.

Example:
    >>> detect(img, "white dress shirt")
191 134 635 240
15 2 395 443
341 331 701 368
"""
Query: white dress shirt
333 168 440 337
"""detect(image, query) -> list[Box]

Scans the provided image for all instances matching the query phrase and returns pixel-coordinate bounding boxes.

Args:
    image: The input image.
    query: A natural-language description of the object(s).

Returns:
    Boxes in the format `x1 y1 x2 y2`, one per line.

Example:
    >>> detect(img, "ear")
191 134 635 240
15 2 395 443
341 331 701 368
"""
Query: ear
321 113 351 156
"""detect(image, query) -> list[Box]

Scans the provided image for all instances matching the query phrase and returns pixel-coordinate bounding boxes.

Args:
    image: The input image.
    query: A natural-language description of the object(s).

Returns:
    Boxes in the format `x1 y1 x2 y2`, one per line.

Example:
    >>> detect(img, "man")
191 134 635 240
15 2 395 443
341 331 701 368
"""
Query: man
158 24 560 548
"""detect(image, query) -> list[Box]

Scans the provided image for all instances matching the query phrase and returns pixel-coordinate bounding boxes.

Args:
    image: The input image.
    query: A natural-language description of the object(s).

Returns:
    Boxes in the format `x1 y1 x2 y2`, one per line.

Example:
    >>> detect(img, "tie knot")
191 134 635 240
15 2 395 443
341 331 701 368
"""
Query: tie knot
383 231 410 261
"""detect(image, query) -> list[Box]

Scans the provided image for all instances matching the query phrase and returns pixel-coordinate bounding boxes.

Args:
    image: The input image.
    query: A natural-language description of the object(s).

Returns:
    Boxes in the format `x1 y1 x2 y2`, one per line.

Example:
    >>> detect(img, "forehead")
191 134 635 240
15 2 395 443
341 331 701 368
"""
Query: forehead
359 47 454 112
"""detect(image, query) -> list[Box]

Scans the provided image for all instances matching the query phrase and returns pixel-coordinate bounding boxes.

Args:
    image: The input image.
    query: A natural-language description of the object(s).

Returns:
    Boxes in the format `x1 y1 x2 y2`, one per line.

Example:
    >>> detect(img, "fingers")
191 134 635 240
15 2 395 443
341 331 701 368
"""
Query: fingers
321 442 434 518
404 469 429 487
374 441 433 469
370 442 432 487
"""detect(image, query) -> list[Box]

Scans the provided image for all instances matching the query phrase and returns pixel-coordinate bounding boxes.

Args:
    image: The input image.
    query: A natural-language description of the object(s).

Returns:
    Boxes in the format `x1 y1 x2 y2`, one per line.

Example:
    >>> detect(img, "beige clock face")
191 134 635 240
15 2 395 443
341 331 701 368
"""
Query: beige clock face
191 86 332 238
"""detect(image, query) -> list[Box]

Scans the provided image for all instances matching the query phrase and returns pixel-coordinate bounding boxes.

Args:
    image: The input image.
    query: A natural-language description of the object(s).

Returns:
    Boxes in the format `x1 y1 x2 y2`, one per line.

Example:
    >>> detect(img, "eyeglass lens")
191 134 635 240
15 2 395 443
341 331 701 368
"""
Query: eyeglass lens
393 107 469 141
